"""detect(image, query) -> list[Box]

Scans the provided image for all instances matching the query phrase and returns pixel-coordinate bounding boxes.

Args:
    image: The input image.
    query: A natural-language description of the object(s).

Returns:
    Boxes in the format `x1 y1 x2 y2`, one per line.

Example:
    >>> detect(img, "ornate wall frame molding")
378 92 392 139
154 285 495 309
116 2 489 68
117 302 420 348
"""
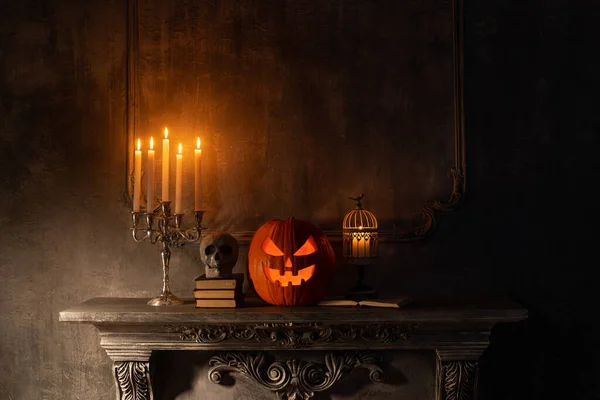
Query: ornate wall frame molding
124 0 466 244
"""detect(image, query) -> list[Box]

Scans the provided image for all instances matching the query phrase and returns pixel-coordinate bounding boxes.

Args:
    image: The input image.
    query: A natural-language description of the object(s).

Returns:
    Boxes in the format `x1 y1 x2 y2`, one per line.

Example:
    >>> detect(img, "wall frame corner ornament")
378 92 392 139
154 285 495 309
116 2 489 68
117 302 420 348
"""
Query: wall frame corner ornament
208 351 384 400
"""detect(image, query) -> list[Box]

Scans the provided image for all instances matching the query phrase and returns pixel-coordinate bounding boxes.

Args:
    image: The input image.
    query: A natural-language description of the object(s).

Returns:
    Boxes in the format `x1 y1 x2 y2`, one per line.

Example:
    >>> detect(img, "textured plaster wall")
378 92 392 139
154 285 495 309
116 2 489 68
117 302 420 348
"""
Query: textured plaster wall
1 0 599 399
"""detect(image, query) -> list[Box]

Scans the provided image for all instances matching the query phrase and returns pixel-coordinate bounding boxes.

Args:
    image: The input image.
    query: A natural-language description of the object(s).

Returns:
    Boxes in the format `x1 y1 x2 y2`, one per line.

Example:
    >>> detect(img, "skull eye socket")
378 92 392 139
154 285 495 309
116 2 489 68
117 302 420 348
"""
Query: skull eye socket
219 244 232 254
262 237 284 256
294 236 318 256
205 245 216 256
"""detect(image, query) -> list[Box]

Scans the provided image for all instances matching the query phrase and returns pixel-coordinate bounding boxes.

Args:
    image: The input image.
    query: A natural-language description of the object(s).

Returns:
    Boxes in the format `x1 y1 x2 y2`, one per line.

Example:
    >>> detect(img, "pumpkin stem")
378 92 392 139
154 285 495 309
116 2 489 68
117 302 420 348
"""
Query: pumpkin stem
349 193 364 209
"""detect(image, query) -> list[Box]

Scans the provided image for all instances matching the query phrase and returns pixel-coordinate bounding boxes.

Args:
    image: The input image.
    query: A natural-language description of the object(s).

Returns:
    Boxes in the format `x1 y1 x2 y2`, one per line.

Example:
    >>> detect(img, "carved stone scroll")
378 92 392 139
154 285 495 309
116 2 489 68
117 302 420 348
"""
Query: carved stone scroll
168 323 416 348
113 361 153 400
208 351 384 400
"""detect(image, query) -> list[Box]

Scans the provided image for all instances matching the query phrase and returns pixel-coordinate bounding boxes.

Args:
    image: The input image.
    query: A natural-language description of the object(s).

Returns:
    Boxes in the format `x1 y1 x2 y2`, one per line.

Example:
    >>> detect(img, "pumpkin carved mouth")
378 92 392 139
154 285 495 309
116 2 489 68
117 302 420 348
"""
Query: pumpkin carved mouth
263 265 315 287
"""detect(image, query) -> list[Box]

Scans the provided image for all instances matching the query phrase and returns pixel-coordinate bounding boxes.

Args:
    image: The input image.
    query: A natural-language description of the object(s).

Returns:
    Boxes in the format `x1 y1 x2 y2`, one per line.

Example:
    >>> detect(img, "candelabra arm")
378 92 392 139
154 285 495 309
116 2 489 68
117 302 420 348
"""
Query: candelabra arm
131 212 151 242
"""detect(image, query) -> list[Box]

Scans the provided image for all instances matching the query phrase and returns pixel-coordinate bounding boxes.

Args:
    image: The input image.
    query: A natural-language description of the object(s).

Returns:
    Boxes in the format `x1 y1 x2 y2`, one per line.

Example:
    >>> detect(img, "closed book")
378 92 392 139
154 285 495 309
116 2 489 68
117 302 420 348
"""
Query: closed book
193 289 236 299
194 273 244 290
195 299 237 308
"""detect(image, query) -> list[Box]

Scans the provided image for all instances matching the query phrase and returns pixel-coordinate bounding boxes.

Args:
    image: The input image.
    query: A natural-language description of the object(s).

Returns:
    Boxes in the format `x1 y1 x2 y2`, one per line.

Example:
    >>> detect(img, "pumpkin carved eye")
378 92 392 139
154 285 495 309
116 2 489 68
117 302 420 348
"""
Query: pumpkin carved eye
293 236 317 256
262 237 284 256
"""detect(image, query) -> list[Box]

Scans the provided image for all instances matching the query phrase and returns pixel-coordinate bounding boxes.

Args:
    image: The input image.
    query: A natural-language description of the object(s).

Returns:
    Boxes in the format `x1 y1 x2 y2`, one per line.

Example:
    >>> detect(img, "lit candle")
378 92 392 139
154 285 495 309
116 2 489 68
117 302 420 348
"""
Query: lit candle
194 137 202 211
175 143 183 214
359 237 366 257
162 127 170 201
353 226 366 258
351 235 358 257
133 139 142 212
147 137 155 211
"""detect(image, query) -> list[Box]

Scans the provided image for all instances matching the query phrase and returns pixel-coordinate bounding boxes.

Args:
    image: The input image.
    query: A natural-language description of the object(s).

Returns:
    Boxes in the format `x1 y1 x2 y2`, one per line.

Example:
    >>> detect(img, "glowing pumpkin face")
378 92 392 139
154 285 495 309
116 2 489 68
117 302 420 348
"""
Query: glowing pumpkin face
261 235 318 286
248 218 336 306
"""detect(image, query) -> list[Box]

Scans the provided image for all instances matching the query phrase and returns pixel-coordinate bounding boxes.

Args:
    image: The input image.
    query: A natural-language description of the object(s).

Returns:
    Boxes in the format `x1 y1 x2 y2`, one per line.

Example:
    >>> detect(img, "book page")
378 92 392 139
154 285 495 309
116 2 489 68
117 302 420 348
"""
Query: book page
317 299 358 306
359 297 412 308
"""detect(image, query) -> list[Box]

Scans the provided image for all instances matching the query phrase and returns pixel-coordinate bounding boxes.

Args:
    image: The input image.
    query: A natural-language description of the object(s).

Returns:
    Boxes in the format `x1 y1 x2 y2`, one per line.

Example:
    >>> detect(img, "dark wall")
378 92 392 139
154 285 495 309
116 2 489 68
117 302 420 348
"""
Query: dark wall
0 0 598 399
464 1 600 399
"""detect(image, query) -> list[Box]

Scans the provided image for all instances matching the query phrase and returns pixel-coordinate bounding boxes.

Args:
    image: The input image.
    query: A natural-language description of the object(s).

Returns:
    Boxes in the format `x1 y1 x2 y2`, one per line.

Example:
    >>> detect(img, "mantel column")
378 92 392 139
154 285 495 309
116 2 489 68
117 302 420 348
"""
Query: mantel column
105 349 154 400
435 347 485 400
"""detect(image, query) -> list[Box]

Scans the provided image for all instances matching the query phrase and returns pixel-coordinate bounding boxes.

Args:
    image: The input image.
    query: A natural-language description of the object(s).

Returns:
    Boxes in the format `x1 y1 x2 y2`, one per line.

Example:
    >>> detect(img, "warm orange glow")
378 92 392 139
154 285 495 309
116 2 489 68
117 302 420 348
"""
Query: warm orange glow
164 127 169 139
178 143 182 154
294 236 318 256
150 136 154 150
358 225 363 230
263 265 315 287
137 138 141 151
262 237 284 256
196 137 201 149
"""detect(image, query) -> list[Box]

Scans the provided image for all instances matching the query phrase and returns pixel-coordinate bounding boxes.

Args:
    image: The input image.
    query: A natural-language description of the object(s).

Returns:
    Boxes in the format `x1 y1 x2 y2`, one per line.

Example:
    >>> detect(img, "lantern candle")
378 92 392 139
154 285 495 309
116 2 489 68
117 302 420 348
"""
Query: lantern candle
351 234 367 258
194 137 202 211
175 143 183 214
162 127 170 201
133 139 142 212
146 137 155 211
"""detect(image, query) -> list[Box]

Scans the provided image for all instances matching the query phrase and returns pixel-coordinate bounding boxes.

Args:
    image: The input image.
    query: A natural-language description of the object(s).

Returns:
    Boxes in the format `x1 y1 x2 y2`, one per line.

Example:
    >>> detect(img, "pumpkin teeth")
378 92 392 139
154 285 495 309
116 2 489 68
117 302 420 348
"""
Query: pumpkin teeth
262 264 315 286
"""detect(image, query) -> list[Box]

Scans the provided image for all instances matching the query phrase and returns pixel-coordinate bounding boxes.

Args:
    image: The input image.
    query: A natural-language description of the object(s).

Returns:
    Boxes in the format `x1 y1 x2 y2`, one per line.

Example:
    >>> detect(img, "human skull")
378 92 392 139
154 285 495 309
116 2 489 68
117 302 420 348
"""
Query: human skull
199 232 239 278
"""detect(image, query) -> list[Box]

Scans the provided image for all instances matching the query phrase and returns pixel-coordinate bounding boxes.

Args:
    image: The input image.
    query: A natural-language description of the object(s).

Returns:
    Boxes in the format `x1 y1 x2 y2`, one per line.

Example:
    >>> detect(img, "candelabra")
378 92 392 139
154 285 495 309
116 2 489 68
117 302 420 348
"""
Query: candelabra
131 201 204 306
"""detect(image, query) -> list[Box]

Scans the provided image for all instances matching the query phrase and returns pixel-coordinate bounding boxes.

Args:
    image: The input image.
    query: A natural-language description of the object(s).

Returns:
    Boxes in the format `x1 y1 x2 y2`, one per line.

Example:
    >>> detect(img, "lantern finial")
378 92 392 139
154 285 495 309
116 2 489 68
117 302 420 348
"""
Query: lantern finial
349 193 364 209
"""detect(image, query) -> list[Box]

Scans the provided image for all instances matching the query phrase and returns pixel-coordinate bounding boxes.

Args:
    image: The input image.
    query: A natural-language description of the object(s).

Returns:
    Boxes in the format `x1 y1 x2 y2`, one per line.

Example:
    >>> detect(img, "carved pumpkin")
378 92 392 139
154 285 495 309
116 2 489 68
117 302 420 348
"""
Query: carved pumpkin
248 218 336 306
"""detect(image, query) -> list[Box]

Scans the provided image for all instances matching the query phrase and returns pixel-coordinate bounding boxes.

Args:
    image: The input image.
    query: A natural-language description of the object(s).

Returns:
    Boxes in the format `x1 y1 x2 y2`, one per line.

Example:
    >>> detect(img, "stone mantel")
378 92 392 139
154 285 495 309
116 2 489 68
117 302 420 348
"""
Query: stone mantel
59 297 527 400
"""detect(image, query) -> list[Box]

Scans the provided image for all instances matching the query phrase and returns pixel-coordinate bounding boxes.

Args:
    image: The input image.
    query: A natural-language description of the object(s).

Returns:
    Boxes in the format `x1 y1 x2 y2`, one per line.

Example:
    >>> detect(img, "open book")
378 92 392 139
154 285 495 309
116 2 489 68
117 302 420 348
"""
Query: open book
318 296 412 309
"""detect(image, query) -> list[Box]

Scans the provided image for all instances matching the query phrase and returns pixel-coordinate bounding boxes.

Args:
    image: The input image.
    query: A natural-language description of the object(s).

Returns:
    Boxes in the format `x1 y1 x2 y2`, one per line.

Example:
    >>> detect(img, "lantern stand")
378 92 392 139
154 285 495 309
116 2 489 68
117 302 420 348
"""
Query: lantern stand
342 194 379 302
346 261 378 302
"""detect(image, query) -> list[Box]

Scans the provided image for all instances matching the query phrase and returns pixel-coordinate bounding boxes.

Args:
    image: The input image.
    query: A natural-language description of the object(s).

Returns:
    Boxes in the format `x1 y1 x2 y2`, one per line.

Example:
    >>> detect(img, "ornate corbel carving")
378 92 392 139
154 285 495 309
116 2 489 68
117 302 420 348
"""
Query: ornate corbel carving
440 361 477 400
436 348 482 400
106 349 153 400
113 361 153 400
208 351 384 400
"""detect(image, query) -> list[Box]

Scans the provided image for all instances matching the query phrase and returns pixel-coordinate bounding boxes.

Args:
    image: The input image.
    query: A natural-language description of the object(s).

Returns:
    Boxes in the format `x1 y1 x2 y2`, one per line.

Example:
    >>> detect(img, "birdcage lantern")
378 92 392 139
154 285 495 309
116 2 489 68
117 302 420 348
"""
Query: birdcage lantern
342 194 379 301
342 194 379 264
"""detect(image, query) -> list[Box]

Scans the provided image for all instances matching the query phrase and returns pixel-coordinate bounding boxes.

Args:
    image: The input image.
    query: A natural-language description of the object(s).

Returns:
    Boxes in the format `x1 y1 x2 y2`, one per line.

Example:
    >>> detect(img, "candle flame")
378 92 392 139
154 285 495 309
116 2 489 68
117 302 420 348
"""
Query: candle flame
197 137 201 149
164 127 169 139
150 136 154 150
137 138 141 151
178 143 182 154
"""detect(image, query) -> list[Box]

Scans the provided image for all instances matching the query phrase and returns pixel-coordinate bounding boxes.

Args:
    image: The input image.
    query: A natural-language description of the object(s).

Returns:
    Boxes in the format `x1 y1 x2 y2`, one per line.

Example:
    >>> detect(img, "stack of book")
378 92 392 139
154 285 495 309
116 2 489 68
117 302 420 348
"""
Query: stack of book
194 273 244 308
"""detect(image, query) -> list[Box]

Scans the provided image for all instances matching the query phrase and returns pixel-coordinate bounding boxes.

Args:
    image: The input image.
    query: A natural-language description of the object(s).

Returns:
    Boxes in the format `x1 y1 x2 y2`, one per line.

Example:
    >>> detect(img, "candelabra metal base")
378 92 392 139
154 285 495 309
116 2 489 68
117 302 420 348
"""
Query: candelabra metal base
147 291 184 307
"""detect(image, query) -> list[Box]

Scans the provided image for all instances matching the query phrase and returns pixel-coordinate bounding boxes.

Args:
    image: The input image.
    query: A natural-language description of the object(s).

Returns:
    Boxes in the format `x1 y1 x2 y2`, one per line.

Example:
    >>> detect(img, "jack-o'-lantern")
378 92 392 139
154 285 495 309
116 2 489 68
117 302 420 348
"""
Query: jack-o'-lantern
248 218 336 306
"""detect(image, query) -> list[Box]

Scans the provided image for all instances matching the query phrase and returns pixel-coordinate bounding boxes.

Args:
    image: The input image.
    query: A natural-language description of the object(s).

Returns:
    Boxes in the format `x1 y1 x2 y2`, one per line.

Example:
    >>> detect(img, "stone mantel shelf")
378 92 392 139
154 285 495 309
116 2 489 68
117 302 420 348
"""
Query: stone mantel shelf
59 297 526 325
59 297 527 400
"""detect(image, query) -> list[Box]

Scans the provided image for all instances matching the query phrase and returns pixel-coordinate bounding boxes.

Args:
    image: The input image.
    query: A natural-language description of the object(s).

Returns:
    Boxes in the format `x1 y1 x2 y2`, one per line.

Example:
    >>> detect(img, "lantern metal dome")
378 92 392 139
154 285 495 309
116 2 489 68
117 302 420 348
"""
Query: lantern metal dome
342 208 378 232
